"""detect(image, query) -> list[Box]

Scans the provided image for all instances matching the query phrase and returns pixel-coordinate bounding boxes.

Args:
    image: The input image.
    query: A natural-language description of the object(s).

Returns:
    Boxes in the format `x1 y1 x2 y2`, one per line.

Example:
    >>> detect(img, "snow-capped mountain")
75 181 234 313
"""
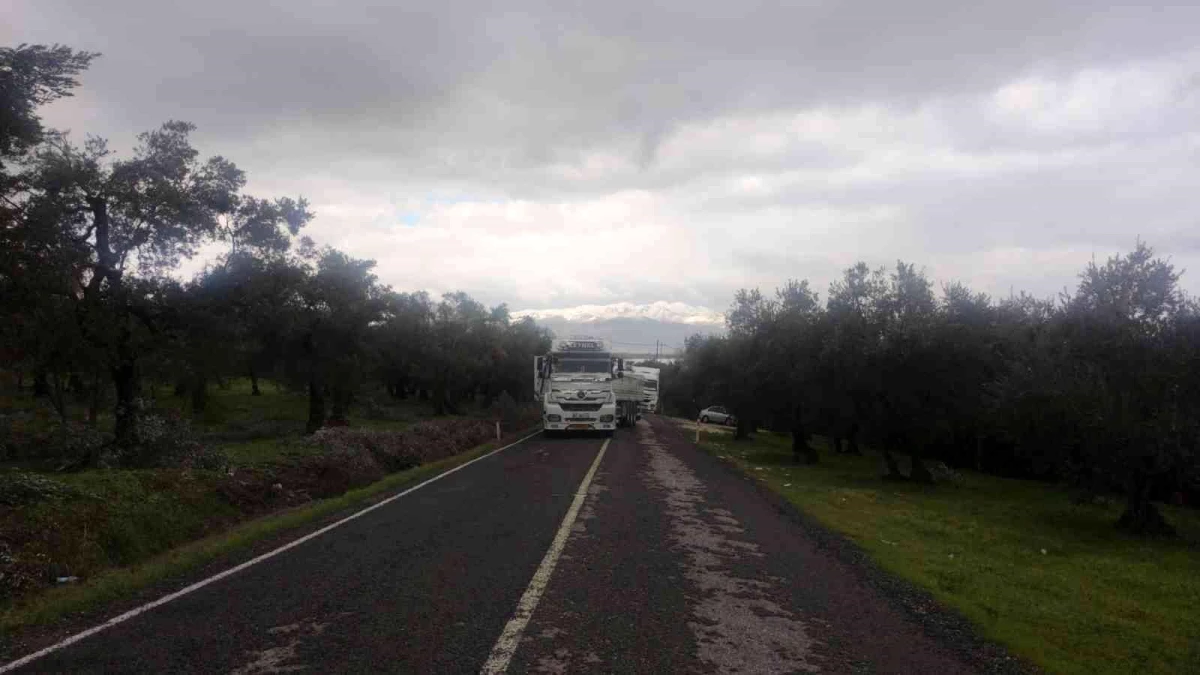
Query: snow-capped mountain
512 301 724 326
512 303 726 358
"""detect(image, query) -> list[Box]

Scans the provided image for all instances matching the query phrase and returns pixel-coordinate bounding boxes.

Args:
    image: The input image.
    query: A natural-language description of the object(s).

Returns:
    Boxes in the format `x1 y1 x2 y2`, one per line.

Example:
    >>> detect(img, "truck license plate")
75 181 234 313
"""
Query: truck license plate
567 423 591 430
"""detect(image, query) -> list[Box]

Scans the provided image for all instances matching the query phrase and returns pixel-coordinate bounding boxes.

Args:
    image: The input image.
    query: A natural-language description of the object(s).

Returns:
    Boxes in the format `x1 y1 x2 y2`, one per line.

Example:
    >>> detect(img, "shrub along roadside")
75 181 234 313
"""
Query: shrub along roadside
686 423 1200 675
0 421 541 640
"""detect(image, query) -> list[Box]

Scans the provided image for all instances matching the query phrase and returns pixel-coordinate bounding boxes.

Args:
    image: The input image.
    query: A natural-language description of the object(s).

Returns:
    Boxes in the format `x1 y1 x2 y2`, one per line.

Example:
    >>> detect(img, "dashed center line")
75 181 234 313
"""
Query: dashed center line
479 438 611 674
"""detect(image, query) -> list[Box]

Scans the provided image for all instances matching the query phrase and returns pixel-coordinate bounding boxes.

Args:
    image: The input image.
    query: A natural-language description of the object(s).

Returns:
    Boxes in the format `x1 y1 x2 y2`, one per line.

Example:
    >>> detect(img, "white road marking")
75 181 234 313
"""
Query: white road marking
0 431 543 675
480 437 611 674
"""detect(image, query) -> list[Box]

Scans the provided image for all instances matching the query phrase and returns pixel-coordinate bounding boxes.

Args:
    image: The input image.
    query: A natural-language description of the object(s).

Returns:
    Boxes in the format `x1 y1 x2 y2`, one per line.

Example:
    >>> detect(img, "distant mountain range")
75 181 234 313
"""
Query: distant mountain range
513 301 724 326
512 305 726 359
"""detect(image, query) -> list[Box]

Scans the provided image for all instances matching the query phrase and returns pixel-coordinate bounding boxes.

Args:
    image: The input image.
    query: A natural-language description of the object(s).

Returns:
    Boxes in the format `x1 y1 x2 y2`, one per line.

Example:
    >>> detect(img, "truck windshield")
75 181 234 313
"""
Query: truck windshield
557 358 610 374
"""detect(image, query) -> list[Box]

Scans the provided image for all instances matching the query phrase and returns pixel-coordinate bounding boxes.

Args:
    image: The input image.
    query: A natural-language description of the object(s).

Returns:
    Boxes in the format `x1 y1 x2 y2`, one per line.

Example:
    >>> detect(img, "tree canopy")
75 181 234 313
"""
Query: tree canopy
660 242 1200 536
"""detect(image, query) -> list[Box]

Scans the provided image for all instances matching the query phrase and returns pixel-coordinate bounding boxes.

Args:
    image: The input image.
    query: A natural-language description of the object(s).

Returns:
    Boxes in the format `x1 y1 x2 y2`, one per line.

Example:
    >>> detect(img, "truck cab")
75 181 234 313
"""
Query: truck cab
535 337 619 435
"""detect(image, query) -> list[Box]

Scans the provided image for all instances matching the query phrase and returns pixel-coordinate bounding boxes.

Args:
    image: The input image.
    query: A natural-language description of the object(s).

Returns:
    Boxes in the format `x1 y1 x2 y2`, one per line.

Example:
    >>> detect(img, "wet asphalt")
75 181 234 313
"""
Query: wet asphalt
6 418 1006 674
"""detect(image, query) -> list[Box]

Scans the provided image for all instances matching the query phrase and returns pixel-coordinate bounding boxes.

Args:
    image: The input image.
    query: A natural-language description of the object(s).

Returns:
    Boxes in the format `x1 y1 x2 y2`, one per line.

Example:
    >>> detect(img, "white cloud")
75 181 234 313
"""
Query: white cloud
13 3 1200 316
513 301 725 325
988 55 1200 135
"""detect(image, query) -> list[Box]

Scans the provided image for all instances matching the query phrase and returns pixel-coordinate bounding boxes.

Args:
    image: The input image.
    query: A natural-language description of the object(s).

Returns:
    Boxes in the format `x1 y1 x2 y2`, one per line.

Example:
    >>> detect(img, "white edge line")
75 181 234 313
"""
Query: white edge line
479 437 611 675
0 430 544 674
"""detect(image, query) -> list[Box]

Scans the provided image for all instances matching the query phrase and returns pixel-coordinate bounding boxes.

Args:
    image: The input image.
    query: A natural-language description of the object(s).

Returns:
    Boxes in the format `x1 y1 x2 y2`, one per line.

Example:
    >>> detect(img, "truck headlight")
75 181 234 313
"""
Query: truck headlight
546 414 562 422
600 414 614 422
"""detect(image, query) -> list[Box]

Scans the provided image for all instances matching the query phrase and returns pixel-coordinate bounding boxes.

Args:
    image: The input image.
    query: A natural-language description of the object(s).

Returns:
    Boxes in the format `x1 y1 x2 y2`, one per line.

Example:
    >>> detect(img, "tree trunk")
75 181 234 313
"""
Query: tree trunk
49 371 68 425
69 372 86 401
305 374 325 434
191 373 208 414
831 434 844 454
112 360 139 449
87 370 101 427
33 370 49 398
881 447 905 480
792 404 818 464
329 386 349 425
432 380 447 416
249 366 261 396
880 428 905 480
909 452 935 484
734 417 751 440
1117 472 1176 536
847 422 862 455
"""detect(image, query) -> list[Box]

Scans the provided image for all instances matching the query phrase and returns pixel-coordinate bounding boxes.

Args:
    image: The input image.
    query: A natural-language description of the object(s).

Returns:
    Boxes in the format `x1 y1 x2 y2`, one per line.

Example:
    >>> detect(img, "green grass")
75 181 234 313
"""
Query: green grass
2 378 434 449
1 379 437 467
1 427 536 637
218 437 309 465
690 426 1200 675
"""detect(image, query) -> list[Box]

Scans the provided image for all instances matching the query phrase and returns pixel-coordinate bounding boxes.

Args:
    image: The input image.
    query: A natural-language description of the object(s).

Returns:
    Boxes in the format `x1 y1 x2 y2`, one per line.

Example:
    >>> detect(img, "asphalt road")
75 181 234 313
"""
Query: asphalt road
6 417 994 674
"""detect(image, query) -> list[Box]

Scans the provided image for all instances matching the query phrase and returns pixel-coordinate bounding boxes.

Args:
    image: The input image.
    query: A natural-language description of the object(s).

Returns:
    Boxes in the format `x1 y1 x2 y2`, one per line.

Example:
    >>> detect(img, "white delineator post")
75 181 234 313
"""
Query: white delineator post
496 421 502 441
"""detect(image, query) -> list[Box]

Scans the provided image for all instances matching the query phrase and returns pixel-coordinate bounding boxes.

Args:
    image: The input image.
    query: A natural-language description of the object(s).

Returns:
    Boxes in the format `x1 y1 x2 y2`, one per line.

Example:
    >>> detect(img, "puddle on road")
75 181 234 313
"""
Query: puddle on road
639 425 820 674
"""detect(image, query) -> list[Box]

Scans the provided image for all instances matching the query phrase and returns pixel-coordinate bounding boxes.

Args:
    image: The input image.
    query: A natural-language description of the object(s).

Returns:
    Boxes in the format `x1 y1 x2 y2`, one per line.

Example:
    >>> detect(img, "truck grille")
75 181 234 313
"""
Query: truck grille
559 403 603 412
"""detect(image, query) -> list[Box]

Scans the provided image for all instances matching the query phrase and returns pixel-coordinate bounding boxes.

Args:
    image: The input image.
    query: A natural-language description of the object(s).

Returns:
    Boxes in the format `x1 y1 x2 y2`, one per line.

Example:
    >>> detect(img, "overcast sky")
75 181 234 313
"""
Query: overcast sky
8 1 1200 323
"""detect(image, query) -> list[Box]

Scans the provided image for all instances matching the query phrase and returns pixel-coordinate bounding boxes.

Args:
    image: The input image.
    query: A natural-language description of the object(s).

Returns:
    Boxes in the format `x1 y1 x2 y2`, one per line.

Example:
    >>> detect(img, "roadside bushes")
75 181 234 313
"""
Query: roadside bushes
0 412 105 465
0 470 237 603
308 419 496 474
0 471 86 507
284 414 543 499
489 391 521 428
115 405 228 471
0 402 227 471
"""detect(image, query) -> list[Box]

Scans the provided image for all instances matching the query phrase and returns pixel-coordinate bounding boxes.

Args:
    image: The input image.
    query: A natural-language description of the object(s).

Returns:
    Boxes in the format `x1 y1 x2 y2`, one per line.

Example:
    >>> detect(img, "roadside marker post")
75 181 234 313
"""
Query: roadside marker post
496 421 502 441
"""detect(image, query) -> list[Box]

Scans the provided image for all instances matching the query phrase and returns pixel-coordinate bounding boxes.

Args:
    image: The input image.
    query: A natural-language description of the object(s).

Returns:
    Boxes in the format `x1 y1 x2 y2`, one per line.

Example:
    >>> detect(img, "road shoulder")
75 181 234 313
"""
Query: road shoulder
663 417 1037 674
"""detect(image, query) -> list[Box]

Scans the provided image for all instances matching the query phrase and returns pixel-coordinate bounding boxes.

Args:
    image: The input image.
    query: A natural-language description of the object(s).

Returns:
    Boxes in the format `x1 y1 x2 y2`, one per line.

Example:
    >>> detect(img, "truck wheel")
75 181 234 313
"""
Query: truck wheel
604 430 614 438
700 415 709 423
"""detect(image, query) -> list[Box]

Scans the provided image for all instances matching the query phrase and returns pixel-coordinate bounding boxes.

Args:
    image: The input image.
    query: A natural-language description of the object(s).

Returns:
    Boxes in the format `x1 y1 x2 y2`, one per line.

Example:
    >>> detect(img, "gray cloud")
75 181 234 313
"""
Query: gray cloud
8 1 1200 312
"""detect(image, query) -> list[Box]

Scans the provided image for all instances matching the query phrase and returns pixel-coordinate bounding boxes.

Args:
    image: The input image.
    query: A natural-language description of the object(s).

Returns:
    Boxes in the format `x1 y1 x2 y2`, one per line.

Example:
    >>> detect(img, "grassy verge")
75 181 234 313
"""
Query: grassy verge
1 426 538 638
685 423 1200 675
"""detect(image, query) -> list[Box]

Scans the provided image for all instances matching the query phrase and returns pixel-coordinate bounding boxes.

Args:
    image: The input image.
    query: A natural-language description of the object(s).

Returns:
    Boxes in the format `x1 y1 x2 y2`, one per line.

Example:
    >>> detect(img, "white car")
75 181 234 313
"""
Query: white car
698 406 737 426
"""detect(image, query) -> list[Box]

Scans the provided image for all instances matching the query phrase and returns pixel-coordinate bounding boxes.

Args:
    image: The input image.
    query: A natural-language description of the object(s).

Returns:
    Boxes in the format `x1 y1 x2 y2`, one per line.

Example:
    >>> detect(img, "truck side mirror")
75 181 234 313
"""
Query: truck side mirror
535 356 544 372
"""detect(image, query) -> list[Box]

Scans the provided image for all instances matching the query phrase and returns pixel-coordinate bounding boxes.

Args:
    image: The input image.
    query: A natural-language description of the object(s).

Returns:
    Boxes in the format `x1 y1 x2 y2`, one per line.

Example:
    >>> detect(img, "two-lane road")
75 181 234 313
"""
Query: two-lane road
5 419 998 674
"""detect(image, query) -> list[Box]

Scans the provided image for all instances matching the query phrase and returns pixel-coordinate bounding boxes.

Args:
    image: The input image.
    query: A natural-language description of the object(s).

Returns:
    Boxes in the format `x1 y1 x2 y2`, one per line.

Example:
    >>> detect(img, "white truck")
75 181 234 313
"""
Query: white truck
533 337 643 435
629 365 661 414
